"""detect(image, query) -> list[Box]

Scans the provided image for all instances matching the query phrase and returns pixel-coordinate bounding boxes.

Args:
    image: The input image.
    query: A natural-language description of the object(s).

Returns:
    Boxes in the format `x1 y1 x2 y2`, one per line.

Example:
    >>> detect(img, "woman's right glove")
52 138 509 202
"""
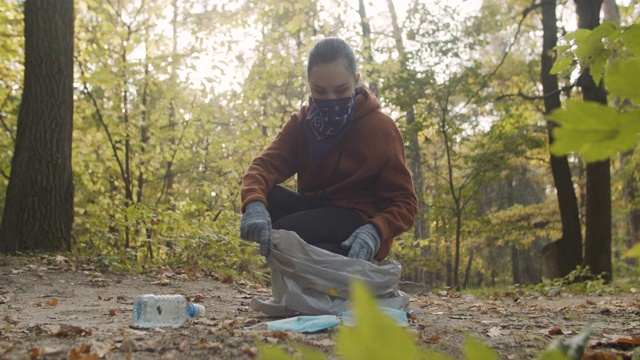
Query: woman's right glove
239 201 272 257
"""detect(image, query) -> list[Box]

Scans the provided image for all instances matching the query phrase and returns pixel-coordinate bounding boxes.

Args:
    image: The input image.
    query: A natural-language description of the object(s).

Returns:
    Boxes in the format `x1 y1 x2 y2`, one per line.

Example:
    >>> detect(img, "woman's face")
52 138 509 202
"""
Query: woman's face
308 59 360 100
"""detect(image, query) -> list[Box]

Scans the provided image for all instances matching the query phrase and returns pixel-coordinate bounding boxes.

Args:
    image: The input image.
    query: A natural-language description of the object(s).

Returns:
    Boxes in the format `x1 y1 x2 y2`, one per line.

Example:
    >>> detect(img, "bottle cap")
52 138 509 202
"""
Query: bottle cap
191 303 206 318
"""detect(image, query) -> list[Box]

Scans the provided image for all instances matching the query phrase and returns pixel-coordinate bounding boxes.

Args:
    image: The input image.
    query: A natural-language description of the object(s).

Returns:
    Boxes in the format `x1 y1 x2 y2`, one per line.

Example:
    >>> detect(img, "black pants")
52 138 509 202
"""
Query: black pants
266 185 364 256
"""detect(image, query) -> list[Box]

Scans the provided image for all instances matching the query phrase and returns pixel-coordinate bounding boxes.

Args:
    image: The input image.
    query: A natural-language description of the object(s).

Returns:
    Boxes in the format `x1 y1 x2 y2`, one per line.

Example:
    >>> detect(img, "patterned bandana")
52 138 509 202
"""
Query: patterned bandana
304 93 356 165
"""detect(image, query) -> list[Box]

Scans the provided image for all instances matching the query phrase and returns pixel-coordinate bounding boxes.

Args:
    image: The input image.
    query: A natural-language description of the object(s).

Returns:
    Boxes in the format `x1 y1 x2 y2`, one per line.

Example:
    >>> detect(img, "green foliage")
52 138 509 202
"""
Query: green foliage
549 22 640 162
548 99 640 162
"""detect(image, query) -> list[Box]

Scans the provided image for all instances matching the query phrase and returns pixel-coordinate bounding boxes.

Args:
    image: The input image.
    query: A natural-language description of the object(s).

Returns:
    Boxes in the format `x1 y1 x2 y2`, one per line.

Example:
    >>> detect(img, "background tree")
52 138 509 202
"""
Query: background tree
575 0 613 282
540 0 583 278
0 0 74 253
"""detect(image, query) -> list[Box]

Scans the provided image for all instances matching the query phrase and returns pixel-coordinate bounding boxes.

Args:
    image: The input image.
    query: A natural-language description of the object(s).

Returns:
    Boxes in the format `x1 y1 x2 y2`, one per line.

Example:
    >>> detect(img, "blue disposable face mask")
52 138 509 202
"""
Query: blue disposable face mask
266 315 341 333
261 307 408 333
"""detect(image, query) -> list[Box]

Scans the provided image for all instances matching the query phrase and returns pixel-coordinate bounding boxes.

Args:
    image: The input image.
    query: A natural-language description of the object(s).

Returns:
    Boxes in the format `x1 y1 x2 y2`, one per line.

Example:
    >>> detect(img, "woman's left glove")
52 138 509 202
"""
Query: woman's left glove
239 201 272 257
341 224 381 261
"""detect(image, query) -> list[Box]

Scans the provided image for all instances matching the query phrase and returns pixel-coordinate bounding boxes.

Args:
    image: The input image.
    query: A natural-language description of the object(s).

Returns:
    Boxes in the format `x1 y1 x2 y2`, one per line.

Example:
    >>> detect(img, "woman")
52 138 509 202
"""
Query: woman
240 37 417 262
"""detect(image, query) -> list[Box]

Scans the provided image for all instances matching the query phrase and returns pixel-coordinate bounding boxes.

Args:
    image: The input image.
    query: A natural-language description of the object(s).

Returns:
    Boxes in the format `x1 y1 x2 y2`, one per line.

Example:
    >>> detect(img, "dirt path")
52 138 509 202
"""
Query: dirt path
1 256 638 359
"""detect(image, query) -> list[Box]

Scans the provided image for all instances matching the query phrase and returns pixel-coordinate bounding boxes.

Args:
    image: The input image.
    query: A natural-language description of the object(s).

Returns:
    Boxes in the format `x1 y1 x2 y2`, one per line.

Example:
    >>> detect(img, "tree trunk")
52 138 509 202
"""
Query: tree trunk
357 0 379 98
0 0 74 253
575 0 612 282
621 151 640 247
385 0 428 240
540 0 583 277
511 246 522 285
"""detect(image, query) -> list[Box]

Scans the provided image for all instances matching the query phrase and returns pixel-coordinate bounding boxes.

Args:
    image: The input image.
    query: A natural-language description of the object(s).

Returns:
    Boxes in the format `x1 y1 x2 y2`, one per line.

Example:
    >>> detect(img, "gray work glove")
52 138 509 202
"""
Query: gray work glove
239 201 271 257
341 224 381 261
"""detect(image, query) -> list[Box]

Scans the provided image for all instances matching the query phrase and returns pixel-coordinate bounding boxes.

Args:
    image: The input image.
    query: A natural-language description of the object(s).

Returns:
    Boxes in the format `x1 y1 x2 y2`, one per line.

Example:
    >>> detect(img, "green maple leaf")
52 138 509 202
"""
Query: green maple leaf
548 100 640 162
605 58 640 104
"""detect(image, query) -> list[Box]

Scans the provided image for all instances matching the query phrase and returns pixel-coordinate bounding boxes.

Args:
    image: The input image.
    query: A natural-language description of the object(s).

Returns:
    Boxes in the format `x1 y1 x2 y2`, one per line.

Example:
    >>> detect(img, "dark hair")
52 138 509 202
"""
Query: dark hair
307 37 357 78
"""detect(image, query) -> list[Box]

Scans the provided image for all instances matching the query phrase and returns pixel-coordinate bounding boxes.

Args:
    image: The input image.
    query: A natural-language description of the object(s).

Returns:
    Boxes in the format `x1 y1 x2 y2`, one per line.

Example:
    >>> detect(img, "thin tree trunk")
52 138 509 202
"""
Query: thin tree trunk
463 248 474 289
357 0 379 98
512 246 522 285
575 0 612 282
386 0 428 241
0 0 74 253
540 0 583 277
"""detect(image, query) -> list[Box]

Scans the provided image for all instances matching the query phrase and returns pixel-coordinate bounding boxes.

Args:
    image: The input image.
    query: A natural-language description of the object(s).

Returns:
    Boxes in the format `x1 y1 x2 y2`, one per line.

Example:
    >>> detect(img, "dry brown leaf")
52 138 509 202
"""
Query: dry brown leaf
241 345 257 358
56 324 92 337
108 309 117 316
270 330 288 339
115 278 123 284
179 339 189 352
191 294 204 303
548 327 564 335
90 278 110 287
46 298 59 306
424 334 441 343
198 341 222 350
68 347 99 360
615 335 640 345
150 279 171 286
29 347 40 360
4 315 19 325
221 274 234 284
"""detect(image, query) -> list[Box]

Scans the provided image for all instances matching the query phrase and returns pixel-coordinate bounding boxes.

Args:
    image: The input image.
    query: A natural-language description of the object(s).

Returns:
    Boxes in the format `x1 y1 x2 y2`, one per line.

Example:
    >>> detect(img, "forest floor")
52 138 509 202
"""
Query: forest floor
0 255 639 360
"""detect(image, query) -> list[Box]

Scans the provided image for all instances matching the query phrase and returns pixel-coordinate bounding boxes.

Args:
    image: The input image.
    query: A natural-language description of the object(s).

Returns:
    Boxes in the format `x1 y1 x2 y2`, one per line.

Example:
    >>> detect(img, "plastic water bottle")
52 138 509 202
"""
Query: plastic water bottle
132 294 205 328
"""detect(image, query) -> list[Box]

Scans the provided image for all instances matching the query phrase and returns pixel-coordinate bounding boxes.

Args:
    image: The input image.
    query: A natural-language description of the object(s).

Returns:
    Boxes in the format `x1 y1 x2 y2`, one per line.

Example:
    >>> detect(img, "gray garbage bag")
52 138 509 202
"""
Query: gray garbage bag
250 229 410 316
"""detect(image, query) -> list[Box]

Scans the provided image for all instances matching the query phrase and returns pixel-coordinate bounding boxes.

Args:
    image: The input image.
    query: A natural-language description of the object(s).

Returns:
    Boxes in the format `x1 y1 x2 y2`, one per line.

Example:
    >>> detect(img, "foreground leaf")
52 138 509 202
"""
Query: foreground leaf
549 100 640 161
605 58 640 104
464 335 499 360
336 280 420 360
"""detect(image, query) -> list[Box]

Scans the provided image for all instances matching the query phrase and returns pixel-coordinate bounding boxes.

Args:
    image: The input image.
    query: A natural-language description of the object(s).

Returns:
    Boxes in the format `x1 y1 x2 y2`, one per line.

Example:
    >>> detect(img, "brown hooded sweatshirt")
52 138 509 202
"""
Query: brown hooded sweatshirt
241 86 417 260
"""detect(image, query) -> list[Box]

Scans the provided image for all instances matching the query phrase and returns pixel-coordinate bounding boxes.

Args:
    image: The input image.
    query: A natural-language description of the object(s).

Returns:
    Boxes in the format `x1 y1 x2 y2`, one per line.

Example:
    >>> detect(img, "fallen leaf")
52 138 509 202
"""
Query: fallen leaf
4 315 19 325
488 326 502 337
86 340 115 358
241 345 257 358
108 309 117 316
198 341 222 350
179 339 189 352
270 330 288 339
56 324 92 337
115 278 123 284
68 347 99 360
46 298 59 306
615 335 640 345
424 334 441 343
548 327 564 335
221 274 234 284
90 278 110 287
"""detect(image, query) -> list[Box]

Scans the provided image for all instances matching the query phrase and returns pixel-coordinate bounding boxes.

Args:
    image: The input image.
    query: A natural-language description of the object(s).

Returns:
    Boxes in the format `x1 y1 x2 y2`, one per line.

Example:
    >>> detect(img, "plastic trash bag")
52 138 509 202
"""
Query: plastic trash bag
250 229 410 316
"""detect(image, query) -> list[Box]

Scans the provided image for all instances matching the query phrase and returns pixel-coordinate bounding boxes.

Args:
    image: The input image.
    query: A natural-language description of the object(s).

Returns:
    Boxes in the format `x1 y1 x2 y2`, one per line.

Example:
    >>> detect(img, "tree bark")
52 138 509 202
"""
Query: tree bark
357 0 379 98
385 0 428 240
575 0 612 282
0 0 74 253
540 0 583 277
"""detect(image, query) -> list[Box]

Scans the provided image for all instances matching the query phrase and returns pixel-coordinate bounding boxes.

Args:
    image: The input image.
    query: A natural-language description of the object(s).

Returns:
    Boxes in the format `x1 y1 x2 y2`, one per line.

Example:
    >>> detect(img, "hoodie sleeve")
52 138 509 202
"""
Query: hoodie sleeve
240 113 302 211
366 116 418 260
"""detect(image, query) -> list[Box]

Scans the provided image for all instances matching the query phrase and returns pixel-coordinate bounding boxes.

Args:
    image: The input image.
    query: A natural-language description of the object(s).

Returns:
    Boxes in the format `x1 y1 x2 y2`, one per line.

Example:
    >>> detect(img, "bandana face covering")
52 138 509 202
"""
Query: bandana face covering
304 93 356 165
